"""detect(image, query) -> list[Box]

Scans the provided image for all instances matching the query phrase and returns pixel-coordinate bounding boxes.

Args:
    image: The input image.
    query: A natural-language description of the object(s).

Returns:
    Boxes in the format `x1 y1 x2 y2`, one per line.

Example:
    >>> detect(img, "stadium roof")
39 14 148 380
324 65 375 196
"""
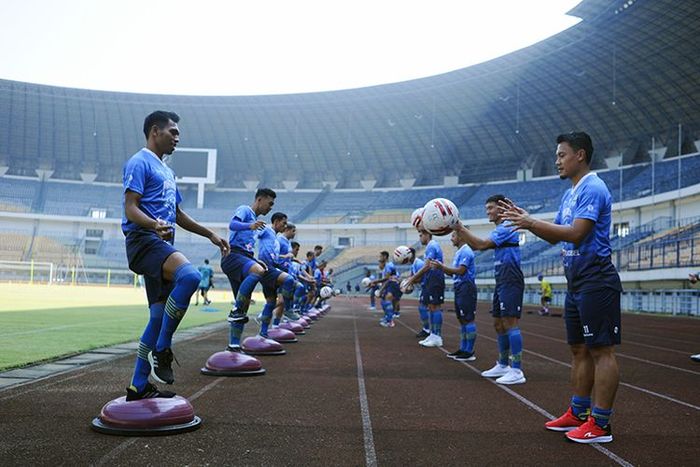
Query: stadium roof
1 0 699 188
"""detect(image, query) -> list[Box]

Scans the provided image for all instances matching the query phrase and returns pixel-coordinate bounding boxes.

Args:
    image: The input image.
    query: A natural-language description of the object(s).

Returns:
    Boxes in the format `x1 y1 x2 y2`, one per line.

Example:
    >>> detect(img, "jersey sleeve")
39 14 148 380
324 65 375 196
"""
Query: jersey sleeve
574 184 604 222
175 187 182 206
489 224 510 246
123 157 146 195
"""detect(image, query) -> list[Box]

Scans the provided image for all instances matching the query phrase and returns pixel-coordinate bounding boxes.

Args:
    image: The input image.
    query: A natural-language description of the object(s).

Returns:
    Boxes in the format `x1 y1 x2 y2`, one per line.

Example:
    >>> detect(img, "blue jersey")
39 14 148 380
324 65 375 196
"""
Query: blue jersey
489 221 524 285
314 268 324 287
452 244 476 285
287 261 300 279
122 148 182 236
424 240 445 285
198 264 213 288
411 258 425 275
257 226 280 267
277 234 291 271
554 173 622 292
228 205 257 253
383 261 398 280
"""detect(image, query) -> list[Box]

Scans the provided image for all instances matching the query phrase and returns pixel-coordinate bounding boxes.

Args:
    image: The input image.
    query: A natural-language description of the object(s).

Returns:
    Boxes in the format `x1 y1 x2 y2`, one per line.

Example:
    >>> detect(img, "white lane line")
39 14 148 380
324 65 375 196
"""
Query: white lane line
395 319 635 467
445 322 700 412
353 315 378 467
511 327 700 376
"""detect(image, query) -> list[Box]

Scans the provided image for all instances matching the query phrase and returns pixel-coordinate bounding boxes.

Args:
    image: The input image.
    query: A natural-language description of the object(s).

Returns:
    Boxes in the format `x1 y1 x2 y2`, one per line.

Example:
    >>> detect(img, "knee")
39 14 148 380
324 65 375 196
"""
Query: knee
177 264 201 291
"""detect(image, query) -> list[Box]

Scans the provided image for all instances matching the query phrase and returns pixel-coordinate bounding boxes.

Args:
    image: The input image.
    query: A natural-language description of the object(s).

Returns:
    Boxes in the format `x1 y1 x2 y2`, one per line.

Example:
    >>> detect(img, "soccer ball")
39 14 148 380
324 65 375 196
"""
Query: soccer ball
361 277 372 288
320 286 333 299
333 288 341 296
411 208 424 230
393 245 411 264
374 289 382 297
421 198 460 236
400 279 414 294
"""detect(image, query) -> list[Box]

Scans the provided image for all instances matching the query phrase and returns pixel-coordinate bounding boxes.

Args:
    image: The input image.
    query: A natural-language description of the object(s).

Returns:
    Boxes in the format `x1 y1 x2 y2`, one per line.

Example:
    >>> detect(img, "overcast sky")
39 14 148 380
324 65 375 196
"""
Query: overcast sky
0 0 581 96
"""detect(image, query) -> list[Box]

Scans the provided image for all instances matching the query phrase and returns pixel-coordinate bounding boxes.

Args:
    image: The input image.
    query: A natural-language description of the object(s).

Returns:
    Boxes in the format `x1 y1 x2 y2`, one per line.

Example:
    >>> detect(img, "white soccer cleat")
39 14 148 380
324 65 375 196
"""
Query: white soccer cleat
419 334 443 348
481 362 511 378
495 368 526 385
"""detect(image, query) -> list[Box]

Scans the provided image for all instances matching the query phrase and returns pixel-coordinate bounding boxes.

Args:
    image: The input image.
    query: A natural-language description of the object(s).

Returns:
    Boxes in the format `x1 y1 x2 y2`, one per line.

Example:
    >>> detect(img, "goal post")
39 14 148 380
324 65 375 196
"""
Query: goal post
0 260 55 284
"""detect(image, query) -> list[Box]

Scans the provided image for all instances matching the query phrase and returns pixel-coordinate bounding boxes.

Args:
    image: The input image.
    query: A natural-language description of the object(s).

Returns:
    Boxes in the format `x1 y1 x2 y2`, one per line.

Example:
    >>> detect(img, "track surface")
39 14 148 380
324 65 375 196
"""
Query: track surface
0 297 698 466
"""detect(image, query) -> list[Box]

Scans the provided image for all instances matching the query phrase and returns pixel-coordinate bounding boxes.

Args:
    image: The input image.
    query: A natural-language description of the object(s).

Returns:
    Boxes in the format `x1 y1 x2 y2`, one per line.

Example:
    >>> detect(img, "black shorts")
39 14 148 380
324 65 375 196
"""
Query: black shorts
382 281 403 300
565 288 621 347
490 283 524 318
454 281 477 322
221 250 279 298
421 274 445 306
542 296 552 303
125 230 177 306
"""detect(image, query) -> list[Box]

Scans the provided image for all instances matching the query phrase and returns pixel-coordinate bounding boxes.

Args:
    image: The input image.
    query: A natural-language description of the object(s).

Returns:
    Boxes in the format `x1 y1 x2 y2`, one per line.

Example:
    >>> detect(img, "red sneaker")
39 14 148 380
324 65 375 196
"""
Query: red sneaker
545 407 588 432
565 417 613 444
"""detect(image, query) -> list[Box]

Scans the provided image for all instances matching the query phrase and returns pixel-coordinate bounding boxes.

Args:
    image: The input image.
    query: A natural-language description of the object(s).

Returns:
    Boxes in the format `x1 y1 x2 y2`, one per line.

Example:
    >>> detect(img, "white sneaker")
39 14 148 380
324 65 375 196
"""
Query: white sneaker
691 353 700 362
481 362 510 378
495 368 526 385
420 334 443 348
418 334 431 345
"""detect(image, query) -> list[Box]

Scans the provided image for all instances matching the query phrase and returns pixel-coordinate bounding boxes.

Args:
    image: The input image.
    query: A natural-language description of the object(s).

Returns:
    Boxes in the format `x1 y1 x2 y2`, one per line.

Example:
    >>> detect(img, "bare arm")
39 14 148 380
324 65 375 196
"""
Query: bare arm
430 260 466 277
498 200 594 245
124 190 172 240
452 223 496 251
176 206 230 257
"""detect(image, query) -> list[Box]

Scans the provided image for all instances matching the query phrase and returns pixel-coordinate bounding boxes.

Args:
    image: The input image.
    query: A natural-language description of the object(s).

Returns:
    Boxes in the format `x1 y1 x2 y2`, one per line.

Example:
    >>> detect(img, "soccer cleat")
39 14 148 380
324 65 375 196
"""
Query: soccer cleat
545 407 589 432
126 382 176 401
481 362 510 378
148 348 175 385
226 344 242 352
393 312 401 318
379 319 395 328
227 308 249 323
691 353 700 362
565 417 613 444
415 329 430 339
446 350 462 359
368 306 376 311
450 350 476 362
420 334 443 348
284 310 301 321
495 368 526 385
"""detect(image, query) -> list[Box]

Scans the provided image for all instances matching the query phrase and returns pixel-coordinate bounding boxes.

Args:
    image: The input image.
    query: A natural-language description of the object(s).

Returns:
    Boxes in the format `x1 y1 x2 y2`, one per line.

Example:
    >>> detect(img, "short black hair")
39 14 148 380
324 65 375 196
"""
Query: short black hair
486 194 507 205
291 241 300 249
314 245 323 251
380 251 389 259
271 212 287 223
255 187 277 199
306 251 314 258
143 111 179 139
285 223 296 230
557 131 594 164
204 259 209 264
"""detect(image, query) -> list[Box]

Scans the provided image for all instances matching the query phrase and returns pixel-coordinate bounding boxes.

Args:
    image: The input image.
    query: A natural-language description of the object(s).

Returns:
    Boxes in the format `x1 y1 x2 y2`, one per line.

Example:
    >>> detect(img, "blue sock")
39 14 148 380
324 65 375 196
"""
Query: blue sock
418 305 430 331
507 327 523 369
234 273 261 314
292 284 305 312
382 300 394 322
156 263 200 351
130 303 164 391
229 322 245 346
459 324 469 351
571 395 592 418
259 302 274 336
430 310 443 336
272 315 281 326
497 333 510 366
591 406 613 428
465 322 477 353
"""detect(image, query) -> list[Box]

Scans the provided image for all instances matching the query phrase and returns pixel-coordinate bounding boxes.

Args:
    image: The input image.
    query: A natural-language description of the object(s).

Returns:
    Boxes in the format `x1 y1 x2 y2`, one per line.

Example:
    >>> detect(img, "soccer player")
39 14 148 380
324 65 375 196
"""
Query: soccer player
452 194 526 385
406 247 430 338
254 212 298 336
538 273 552 316
195 259 214 306
122 110 229 400
500 131 621 443
404 230 445 348
221 188 294 350
369 251 402 327
429 230 477 361
272 222 301 321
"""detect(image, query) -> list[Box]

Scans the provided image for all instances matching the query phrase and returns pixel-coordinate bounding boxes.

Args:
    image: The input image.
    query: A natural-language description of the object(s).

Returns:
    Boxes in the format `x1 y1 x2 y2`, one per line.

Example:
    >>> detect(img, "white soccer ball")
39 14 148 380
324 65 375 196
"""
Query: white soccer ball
411 207 424 230
333 288 341 296
361 277 371 288
400 279 414 294
393 245 411 264
421 198 460 236
374 289 382 297
320 286 333 299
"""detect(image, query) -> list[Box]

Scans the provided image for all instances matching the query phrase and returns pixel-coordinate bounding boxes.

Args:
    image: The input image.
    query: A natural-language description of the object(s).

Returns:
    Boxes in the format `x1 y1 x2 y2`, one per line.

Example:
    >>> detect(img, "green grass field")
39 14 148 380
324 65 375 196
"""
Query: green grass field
0 283 263 370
